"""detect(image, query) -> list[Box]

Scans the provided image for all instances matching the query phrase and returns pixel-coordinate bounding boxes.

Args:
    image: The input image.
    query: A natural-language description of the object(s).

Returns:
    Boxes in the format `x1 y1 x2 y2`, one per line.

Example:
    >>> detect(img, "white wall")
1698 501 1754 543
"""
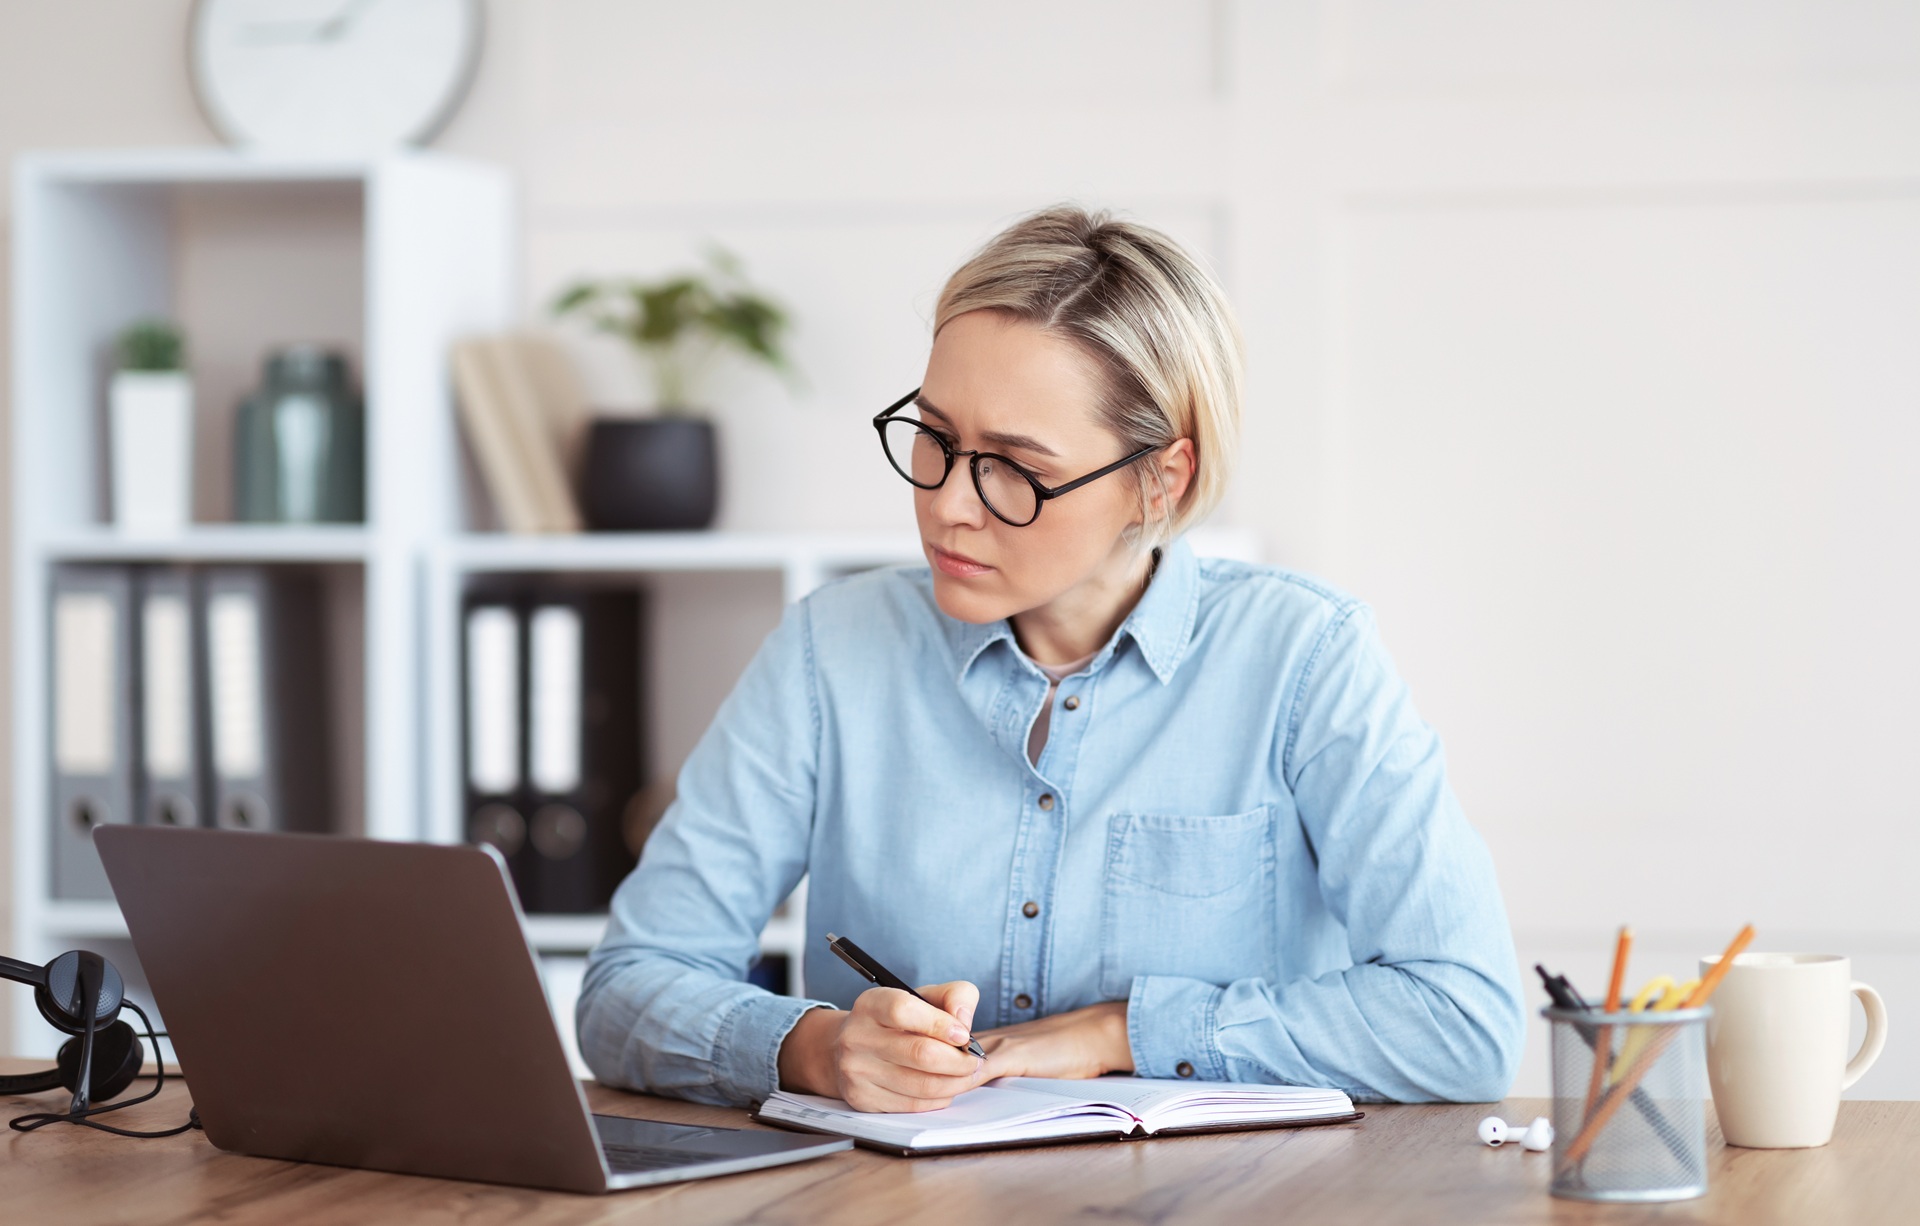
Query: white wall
3 1 1915 1097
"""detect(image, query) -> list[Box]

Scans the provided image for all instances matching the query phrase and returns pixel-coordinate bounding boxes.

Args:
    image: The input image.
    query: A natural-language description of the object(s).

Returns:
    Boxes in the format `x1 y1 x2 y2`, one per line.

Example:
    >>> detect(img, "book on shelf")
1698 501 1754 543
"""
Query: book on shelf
754 1075 1361 1156
450 333 584 534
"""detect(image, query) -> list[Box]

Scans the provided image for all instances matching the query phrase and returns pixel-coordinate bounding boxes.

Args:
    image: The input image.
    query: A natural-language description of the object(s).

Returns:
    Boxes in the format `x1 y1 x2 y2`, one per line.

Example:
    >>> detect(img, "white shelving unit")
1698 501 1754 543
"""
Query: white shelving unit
4 145 923 1054
8 147 515 1054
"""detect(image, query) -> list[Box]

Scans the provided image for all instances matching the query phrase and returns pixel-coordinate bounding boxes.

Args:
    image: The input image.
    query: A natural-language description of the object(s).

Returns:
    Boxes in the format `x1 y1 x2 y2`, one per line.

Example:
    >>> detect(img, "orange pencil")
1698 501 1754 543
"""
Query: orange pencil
1682 923 1754 1007
1579 926 1633 1124
1558 924 1753 1172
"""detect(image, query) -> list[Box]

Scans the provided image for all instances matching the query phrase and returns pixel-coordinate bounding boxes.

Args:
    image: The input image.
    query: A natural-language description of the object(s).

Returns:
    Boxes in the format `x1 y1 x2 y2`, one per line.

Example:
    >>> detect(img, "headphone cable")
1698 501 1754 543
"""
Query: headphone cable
8 1002 203 1138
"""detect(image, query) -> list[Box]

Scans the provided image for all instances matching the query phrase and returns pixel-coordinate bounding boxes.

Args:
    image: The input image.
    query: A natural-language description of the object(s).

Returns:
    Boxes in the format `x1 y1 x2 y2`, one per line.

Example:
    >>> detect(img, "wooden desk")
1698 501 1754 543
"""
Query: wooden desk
2 1059 1912 1224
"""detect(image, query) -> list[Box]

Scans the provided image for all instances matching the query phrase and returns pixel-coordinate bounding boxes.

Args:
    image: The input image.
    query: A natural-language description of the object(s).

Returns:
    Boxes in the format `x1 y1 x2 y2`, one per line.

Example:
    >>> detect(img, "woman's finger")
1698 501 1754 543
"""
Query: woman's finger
917 980 980 1032
855 986 972 1047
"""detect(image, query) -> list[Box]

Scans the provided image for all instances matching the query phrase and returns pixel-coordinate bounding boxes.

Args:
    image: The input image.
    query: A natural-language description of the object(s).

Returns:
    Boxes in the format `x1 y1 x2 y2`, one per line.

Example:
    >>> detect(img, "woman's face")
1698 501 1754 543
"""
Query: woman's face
912 310 1149 626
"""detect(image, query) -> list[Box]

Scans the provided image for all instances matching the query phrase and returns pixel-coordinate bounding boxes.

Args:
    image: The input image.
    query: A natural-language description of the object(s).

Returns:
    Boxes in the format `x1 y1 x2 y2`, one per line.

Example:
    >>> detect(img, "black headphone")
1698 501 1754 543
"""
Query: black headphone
2 949 199 1138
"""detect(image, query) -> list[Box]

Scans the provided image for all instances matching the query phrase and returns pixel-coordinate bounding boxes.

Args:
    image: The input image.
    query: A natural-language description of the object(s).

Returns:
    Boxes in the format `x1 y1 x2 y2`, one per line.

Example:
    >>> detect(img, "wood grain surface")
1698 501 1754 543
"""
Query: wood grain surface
1 1059 1911 1224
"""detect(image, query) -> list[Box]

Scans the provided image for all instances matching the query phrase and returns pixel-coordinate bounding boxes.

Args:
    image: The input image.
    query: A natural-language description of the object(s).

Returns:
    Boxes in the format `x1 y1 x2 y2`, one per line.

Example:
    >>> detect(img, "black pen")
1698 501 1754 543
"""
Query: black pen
825 932 986 1059
1534 963 1592 1011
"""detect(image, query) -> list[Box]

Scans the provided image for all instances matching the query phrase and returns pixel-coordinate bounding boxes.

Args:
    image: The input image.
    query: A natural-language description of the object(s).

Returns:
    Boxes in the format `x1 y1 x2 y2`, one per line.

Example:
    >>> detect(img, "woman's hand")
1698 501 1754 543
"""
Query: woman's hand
977 1000 1133 1081
777 981 992 1112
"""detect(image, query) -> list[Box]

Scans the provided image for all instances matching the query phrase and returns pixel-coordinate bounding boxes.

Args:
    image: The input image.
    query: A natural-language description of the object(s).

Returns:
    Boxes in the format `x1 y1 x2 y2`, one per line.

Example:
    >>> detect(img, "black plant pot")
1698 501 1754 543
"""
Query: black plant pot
581 416 720 531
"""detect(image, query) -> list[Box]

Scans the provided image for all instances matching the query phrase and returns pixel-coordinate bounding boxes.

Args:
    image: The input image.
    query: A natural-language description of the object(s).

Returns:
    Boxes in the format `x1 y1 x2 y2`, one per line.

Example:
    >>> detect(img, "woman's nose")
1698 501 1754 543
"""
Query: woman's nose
927 462 988 528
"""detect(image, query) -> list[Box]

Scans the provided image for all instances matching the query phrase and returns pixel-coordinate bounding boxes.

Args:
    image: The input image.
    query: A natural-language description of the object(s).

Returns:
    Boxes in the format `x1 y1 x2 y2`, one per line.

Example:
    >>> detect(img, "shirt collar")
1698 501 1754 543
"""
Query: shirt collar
941 535 1201 687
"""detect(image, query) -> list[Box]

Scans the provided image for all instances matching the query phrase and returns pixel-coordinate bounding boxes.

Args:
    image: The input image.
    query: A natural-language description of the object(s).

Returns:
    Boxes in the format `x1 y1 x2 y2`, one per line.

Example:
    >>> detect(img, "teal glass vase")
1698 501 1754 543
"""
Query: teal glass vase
233 345 365 524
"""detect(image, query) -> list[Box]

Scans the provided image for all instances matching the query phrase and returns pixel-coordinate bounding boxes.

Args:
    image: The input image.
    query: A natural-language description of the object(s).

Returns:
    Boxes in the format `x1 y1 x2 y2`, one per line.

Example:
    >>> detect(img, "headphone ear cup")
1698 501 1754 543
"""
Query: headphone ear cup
35 951 126 1036
55 1020 144 1103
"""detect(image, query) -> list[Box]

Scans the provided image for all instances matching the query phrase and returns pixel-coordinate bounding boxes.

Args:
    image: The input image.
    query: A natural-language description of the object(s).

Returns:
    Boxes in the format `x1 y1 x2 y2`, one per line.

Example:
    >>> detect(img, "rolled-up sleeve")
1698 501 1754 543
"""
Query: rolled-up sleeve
577 599 833 1107
1126 604 1525 1102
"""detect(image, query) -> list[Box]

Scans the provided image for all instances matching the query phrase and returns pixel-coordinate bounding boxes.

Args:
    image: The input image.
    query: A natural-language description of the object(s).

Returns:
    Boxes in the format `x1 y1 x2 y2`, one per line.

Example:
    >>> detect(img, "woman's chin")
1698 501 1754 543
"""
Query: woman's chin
930 573 1013 624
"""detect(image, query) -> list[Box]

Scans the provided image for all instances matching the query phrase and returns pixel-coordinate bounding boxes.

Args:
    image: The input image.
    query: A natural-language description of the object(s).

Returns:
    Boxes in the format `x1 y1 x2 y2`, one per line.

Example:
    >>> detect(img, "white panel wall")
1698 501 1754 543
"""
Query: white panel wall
3 1 1915 1097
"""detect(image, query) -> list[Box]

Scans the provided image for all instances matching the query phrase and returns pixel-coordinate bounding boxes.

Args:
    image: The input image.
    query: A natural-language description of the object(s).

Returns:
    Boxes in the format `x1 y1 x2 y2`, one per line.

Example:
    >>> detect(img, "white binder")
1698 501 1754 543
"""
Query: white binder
202 567 330 833
49 565 138 898
135 567 207 828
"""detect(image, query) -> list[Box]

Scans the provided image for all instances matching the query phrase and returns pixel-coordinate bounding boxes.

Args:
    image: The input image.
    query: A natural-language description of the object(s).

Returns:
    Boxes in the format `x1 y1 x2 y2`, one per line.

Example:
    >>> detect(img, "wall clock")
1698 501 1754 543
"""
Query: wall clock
190 0 483 154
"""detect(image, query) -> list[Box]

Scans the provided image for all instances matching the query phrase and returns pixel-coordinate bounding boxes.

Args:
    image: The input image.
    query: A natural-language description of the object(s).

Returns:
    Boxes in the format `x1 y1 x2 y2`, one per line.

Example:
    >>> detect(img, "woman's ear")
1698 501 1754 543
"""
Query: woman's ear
1145 437 1196 524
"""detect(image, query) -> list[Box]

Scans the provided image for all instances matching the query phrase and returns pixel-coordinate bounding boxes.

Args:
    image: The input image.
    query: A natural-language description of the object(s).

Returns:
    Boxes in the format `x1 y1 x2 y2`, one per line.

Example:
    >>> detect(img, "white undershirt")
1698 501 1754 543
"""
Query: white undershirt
1026 649 1098 765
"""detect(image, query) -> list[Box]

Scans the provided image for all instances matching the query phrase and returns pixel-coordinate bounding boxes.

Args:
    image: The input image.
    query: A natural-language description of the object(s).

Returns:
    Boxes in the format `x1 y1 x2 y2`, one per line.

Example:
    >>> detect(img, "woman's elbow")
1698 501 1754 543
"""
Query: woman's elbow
1398 972 1526 1103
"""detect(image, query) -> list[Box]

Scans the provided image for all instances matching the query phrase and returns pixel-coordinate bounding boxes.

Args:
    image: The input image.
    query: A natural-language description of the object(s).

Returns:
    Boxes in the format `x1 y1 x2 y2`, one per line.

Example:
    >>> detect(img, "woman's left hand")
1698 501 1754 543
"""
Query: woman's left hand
976 1000 1134 1081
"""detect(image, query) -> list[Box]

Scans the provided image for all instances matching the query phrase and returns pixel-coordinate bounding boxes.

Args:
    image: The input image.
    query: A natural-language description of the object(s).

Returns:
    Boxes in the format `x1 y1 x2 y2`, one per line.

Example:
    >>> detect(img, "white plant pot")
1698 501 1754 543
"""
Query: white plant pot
110 370 194 534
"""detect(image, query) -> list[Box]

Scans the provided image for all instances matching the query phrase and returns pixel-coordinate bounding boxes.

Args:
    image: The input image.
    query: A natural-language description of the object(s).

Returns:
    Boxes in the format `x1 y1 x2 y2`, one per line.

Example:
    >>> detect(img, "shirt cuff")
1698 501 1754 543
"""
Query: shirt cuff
713 993 836 1106
1127 975 1227 1081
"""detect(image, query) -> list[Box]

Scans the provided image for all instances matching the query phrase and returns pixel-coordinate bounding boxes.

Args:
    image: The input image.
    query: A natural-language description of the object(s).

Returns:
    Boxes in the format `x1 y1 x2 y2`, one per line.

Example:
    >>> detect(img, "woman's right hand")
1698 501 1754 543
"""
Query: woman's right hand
777 981 990 1112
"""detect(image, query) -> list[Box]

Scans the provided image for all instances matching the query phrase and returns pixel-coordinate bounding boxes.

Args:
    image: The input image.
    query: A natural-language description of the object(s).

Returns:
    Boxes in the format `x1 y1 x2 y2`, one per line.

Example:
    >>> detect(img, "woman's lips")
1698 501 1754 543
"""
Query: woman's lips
930 543 994 578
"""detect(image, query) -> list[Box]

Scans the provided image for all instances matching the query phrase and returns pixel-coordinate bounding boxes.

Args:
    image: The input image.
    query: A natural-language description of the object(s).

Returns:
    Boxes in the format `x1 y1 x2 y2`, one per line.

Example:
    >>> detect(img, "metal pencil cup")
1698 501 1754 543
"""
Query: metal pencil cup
1543 1004 1711 1203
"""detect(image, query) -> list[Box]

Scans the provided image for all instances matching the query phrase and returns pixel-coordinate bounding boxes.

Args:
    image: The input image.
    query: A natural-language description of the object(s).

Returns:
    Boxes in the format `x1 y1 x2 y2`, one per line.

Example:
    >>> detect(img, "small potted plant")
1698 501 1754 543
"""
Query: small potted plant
110 318 194 534
551 248 791 530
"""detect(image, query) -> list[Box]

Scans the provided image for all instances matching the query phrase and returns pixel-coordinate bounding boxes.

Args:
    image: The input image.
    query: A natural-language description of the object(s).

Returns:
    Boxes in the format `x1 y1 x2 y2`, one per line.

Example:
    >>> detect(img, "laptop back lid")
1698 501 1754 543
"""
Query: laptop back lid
96 825 610 1193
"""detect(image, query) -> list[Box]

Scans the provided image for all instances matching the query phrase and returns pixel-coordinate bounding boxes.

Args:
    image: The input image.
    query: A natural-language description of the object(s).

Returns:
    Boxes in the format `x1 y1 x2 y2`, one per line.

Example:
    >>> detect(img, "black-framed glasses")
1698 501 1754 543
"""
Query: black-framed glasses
872 387 1158 528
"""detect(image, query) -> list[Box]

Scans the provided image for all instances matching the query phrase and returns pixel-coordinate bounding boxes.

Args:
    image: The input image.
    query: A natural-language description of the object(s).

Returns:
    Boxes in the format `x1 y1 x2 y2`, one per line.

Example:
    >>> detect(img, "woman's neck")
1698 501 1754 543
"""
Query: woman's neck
1010 546 1157 666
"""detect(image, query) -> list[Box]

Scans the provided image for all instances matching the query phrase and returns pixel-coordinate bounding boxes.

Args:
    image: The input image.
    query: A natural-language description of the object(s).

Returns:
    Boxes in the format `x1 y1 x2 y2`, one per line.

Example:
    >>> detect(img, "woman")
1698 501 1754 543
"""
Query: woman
579 207 1524 1112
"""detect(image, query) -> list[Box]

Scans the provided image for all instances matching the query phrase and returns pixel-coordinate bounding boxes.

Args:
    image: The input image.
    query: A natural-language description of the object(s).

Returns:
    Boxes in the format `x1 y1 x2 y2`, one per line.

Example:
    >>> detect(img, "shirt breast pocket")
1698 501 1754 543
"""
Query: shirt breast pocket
1098 807 1278 1000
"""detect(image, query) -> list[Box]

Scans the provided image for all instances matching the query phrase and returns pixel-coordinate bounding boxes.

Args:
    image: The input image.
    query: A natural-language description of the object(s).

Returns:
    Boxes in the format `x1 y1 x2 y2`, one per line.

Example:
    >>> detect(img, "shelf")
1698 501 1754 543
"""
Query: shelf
38 525 372 564
521 914 612 953
39 901 131 940
441 531 923 574
18 146 477 187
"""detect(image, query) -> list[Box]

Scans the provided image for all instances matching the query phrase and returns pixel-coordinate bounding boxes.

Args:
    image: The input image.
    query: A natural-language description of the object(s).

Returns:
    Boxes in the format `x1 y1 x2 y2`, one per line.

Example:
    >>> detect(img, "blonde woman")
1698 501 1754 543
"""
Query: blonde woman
580 207 1524 1112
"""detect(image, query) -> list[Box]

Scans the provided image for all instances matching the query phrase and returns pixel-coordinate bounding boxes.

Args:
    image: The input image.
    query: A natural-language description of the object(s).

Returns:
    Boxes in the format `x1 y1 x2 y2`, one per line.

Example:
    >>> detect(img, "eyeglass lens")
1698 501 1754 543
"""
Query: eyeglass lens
879 410 1039 525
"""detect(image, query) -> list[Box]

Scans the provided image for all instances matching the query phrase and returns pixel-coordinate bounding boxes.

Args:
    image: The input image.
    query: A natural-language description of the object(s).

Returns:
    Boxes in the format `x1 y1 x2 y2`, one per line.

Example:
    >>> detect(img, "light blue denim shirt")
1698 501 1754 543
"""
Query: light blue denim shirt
579 537 1525 1107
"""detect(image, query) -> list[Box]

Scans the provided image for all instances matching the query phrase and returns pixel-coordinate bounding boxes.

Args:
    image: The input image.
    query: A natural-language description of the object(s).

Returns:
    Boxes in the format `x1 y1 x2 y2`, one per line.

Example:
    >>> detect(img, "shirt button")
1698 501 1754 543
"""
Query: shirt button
1014 993 1033 1010
1037 793 1055 810
1063 695 1080 711
1022 901 1039 918
1176 1061 1195 1078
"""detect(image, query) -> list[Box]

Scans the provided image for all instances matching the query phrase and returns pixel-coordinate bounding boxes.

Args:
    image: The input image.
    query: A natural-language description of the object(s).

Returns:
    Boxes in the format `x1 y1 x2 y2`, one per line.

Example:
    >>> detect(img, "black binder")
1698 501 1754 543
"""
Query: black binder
462 583 643 914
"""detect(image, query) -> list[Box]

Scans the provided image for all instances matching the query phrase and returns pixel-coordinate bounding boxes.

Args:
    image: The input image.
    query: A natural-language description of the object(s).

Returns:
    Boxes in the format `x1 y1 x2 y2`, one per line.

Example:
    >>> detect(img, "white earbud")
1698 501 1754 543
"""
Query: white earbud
1477 1115 1554 1151
1522 1117 1554 1152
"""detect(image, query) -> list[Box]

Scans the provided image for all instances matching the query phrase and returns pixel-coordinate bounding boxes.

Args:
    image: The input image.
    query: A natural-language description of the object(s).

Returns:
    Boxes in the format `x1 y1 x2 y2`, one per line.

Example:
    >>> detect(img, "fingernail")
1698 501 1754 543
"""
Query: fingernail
948 1026 969 1046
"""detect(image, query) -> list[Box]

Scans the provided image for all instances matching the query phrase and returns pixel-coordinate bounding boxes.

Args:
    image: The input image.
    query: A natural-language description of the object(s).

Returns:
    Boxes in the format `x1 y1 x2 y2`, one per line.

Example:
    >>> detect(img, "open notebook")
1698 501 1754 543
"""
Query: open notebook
754 1076 1362 1156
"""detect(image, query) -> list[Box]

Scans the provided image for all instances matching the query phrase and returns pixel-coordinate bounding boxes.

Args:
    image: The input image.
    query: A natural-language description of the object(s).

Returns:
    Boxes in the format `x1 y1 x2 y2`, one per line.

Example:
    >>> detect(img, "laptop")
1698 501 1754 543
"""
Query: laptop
93 825 851 1193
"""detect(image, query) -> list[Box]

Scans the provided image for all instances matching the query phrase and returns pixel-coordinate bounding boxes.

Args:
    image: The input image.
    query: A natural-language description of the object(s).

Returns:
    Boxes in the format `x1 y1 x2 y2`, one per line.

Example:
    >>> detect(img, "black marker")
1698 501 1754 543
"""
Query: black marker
825 932 986 1059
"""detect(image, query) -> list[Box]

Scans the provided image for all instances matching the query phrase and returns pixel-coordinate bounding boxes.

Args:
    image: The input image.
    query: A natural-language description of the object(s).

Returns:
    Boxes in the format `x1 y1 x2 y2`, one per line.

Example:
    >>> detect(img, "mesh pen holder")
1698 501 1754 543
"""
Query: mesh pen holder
1543 1004 1711 1203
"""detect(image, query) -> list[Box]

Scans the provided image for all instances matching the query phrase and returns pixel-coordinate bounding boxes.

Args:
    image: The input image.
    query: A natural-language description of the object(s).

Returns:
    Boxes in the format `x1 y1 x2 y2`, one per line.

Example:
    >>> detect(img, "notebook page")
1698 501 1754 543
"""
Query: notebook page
994 1076 1354 1131
759 1084 1137 1149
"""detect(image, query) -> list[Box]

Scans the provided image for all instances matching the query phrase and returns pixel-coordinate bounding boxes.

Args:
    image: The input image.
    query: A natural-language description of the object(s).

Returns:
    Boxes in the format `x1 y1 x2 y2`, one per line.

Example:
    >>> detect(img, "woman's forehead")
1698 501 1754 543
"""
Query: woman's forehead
922 312 1107 444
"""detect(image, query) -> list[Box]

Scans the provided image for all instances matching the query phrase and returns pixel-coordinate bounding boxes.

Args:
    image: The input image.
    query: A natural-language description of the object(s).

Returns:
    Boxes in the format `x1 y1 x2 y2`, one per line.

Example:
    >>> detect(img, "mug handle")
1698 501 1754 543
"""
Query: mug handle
1841 981 1888 1091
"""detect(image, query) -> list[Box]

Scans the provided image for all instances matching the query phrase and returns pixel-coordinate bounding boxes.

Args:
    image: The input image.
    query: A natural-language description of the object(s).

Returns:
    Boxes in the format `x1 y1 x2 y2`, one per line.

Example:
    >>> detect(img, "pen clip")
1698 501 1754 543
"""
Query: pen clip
824 933 878 984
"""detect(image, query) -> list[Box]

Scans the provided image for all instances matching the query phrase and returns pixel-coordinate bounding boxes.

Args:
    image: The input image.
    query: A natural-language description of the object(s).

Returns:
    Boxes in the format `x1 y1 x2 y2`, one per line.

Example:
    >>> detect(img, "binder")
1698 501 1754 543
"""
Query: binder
523 589 643 914
201 567 331 833
460 584 642 913
135 567 208 828
48 565 139 899
462 595 534 905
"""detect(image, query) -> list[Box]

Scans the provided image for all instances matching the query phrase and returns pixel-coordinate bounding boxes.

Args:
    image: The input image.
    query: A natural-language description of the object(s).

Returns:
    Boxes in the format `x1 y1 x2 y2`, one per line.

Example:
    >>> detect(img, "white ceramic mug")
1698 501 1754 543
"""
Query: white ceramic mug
1700 952 1888 1148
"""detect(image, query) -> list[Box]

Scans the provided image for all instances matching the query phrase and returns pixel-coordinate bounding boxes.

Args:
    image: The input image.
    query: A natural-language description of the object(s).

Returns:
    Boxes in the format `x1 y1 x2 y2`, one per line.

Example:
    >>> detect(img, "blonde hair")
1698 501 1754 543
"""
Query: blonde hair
934 205 1243 549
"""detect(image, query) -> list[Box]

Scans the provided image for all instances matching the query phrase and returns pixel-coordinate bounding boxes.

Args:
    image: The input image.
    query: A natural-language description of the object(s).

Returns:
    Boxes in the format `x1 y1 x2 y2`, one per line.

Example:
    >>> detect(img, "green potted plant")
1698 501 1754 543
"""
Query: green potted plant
110 318 194 533
551 248 792 530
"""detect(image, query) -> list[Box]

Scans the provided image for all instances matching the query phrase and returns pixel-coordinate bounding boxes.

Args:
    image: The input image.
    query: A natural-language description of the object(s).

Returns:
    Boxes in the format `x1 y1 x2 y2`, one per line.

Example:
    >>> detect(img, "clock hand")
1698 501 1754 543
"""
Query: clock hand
313 0 376 42
239 0 374 46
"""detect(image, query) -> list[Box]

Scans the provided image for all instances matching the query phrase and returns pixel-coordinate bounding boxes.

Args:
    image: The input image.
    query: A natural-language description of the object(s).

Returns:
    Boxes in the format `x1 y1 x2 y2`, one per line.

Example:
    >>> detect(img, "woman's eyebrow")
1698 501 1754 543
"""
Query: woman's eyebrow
913 395 1061 458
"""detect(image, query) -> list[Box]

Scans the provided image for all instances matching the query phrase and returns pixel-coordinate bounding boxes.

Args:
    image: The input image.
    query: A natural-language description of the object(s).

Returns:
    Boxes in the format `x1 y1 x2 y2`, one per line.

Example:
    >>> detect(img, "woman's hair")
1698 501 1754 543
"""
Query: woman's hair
934 205 1243 549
